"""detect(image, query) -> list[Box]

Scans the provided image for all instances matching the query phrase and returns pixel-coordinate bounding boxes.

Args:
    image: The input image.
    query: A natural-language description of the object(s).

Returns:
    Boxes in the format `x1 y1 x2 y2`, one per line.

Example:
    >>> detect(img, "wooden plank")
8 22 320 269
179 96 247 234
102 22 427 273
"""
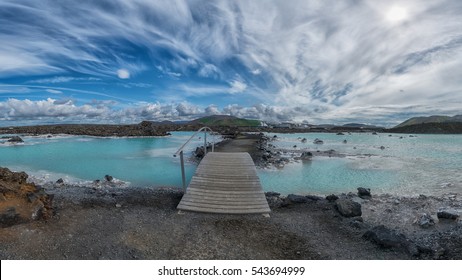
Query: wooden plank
185 190 265 199
183 193 269 202
177 205 271 214
179 202 270 210
185 188 265 195
179 199 269 207
177 152 271 214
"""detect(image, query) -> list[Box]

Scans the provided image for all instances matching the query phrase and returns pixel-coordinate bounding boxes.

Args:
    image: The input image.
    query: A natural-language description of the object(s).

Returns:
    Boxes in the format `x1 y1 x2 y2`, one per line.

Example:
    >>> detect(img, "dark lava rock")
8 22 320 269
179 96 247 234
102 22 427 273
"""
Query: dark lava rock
313 138 324 144
287 194 308 203
0 167 28 184
194 147 205 158
305 195 322 201
357 187 371 198
335 198 362 217
0 207 21 227
326 194 339 202
363 225 418 256
351 216 364 222
7 136 24 143
300 151 313 160
56 178 64 184
349 217 365 229
418 213 435 228
104 175 113 182
266 196 288 208
265 192 280 197
437 209 460 220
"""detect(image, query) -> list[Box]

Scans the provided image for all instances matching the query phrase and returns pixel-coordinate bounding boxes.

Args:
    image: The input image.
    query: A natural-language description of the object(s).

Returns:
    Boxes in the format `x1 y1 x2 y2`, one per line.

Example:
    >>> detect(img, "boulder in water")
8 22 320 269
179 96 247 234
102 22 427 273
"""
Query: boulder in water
7 136 23 143
313 138 324 144
300 151 313 160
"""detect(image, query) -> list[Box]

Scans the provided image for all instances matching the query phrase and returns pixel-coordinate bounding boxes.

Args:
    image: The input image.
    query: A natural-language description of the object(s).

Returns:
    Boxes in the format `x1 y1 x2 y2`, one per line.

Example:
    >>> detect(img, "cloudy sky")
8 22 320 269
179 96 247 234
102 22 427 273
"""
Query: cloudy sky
1 0 461 126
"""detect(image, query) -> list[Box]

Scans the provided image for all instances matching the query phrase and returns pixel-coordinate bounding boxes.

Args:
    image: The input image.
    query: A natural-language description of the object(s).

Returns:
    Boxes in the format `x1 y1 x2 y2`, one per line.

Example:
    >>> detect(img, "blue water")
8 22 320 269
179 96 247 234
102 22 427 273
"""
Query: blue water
1 132 461 196
0 132 213 187
258 133 462 196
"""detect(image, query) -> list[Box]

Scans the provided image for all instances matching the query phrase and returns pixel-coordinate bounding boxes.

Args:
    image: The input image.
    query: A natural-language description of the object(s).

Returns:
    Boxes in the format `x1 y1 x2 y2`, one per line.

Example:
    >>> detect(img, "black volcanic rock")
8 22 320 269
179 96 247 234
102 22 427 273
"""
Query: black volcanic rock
7 136 23 143
437 209 460 220
326 194 339 202
357 187 371 198
0 123 171 137
287 194 308 203
336 199 362 217
363 225 418 256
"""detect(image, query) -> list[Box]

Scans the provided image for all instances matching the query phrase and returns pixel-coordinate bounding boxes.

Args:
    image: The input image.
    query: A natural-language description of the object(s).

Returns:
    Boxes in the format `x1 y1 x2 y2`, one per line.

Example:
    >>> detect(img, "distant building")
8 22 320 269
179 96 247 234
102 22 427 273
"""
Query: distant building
273 122 294 128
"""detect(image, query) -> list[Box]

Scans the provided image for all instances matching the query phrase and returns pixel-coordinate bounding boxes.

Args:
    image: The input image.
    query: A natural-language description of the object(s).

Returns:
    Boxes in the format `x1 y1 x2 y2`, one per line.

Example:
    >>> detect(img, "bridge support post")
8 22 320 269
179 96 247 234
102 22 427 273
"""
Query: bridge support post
204 131 207 155
180 150 186 189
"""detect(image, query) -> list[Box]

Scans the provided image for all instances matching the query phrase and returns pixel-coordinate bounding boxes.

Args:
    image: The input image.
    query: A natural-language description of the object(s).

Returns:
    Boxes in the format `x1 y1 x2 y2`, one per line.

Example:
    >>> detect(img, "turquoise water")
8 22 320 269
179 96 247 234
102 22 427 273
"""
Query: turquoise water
259 133 462 196
0 132 212 187
1 132 461 196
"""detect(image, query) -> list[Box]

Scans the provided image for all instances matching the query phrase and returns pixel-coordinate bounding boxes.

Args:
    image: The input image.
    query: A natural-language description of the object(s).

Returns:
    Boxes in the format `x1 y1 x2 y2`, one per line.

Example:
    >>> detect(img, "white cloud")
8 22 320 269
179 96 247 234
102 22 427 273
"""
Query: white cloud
46 89 63 94
1 1 462 124
155 65 182 78
1 98 461 127
0 98 108 120
198 64 220 78
251 69 261 75
117 69 130 79
205 105 220 115
28 76 101 84
176 102 203 116
229 80 247 94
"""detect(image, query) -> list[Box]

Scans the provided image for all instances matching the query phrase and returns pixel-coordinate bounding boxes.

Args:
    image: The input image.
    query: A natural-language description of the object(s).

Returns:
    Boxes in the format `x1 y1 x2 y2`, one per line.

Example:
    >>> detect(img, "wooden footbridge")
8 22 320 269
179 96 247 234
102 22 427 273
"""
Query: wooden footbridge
174 128 270 215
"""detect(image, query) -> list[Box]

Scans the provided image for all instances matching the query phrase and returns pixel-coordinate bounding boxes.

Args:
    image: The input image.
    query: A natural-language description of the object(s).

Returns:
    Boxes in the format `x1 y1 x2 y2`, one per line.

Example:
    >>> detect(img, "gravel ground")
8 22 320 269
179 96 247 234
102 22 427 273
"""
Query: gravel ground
1 185 460 260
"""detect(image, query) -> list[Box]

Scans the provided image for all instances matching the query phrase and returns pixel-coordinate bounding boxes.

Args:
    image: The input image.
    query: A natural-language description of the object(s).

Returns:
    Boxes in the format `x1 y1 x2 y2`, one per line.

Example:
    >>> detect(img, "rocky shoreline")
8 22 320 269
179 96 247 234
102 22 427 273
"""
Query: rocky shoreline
1 168 461 259
0 121 171 137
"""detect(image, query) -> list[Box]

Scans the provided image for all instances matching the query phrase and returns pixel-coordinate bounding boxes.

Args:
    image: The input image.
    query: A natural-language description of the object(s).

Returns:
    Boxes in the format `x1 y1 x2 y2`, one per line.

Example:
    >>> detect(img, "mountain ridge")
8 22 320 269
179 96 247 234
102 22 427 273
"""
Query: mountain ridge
188 115 261 127
395 115 462 128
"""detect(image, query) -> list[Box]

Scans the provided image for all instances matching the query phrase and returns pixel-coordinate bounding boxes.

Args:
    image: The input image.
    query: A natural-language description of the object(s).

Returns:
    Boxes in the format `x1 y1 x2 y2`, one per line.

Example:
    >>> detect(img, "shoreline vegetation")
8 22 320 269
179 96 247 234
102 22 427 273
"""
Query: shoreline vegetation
0 132 461 260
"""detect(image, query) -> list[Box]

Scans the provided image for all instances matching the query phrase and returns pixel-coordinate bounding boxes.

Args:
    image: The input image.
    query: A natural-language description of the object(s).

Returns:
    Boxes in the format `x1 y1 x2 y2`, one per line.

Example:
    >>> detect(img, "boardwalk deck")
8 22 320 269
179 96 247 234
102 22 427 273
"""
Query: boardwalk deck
177 152 271 214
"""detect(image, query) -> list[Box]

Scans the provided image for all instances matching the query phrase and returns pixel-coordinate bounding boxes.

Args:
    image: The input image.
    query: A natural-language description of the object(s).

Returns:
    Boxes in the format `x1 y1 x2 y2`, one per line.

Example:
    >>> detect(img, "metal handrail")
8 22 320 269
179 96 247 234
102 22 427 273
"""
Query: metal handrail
173 127 216 189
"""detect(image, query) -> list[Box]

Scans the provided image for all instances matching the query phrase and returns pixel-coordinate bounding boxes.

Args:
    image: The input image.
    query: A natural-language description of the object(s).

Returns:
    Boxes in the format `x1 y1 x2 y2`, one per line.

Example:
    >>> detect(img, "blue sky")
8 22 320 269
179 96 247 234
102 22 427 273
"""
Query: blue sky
1 0 461 126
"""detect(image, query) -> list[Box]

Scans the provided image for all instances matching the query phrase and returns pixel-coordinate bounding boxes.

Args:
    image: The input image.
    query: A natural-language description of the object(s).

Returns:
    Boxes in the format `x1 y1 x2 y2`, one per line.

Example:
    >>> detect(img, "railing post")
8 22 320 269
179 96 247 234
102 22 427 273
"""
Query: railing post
180 150 186 190
212 132 214 152
204 131 207 155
